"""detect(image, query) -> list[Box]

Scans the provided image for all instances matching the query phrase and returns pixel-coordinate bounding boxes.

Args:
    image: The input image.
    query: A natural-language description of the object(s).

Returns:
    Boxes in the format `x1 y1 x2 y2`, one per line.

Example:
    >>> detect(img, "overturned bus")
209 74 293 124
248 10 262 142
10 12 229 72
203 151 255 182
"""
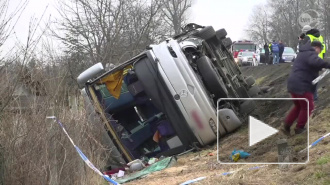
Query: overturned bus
77 24 259 164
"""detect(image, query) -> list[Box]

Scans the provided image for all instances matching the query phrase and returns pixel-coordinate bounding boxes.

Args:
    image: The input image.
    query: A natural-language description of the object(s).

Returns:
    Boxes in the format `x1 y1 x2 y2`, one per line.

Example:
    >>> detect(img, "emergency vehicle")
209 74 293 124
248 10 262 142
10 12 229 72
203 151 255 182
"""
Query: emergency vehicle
231 40 257 59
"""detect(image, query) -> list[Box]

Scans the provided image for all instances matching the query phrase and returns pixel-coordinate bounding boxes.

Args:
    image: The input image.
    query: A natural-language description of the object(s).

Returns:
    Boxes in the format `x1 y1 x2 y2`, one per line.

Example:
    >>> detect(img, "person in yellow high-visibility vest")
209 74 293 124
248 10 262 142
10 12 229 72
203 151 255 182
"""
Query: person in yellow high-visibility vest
301 25 326 59
299 25 327 101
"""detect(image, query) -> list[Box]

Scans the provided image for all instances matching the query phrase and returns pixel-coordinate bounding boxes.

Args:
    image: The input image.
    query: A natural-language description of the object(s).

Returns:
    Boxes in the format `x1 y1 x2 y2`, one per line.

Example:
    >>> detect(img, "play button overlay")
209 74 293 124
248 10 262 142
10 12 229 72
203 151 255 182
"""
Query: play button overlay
249 116 278 146
217 98 309 164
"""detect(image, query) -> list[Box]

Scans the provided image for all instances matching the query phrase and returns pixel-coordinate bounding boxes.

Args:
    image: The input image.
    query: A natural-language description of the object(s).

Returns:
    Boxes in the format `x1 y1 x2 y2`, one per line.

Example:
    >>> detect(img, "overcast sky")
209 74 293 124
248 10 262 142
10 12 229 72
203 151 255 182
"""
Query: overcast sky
190 0 267 40
5 0 266 53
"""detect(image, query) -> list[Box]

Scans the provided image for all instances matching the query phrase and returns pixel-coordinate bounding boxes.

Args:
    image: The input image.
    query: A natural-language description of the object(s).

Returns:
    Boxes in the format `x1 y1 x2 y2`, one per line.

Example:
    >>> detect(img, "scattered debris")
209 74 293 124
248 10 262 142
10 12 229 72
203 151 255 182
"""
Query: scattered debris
148 158 158 165
116 156 177 184
127 159 144 166
220 165 268 176
179 177 206 185
104 167 127 176
129 162 145 172
190 155 200 161
231 149 250 162
117 170 125 178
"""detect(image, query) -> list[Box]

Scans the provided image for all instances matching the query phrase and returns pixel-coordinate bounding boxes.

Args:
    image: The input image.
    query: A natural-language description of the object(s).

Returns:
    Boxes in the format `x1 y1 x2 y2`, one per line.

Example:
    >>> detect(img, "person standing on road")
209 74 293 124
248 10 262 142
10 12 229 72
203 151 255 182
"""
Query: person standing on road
299 25 327 101
279 40 285 63
264 43 270 64
270 40 280 65
284 41 330 135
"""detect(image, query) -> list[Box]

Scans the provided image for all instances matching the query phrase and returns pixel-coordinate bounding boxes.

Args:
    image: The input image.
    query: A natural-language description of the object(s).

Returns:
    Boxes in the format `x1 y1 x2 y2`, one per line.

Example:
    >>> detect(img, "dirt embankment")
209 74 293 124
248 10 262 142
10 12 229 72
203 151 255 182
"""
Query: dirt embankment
127 63 330 185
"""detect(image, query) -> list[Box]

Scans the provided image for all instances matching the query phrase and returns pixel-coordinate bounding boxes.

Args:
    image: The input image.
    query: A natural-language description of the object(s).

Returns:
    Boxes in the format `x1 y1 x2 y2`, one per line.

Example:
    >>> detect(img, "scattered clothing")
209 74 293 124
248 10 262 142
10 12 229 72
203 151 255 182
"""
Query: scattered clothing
104 168 127 176
231 149 250 162
116 156 176 184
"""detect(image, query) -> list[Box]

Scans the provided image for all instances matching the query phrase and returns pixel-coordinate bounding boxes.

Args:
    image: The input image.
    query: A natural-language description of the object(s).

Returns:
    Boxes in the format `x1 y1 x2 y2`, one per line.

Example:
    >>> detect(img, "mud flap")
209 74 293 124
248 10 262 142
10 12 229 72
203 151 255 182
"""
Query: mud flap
218 108 242 133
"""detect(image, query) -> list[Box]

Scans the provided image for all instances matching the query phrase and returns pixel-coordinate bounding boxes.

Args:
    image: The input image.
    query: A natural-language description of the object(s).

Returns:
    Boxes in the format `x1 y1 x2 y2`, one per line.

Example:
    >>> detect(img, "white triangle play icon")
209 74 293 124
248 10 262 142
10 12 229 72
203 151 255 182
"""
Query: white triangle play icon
249 116 279 146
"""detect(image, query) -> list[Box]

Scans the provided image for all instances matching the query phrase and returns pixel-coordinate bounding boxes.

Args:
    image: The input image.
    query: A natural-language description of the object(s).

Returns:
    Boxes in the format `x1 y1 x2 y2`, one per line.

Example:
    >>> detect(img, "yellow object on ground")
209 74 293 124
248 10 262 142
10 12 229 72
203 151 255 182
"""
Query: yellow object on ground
231 153 240 162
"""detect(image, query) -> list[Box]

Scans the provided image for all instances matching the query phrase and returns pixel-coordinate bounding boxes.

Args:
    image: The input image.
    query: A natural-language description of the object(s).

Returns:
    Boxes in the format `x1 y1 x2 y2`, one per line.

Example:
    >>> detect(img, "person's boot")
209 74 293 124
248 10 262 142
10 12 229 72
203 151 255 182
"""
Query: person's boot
294 127 307 135
281 124 291 135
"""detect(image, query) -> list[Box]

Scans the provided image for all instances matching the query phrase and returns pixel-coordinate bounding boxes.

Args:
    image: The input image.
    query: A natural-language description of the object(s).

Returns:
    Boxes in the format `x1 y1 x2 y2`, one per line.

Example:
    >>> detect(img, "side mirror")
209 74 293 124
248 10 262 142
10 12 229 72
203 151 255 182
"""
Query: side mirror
77 63 105 88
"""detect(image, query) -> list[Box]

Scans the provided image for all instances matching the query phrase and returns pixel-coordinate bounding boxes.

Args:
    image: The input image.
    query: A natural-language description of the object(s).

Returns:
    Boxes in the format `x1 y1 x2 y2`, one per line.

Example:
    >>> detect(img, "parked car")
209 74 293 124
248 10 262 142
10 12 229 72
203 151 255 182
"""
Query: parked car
77 23 260 164
237 51 257 66
282 47 296 62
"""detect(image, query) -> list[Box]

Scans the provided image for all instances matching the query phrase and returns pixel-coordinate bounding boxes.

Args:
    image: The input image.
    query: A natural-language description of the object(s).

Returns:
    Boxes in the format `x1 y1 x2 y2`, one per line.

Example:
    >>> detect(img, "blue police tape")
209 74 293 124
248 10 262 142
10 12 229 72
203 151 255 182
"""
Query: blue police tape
221 165 268 176
310 132 330 147
47 116 120 185
180 177 206 185
300 132 330 153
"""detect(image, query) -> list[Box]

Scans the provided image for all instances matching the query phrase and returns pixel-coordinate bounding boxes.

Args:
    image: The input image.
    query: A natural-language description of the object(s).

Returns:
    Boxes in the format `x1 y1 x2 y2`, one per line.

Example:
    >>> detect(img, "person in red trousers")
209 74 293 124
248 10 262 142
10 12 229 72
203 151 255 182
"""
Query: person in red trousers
284 41 330 134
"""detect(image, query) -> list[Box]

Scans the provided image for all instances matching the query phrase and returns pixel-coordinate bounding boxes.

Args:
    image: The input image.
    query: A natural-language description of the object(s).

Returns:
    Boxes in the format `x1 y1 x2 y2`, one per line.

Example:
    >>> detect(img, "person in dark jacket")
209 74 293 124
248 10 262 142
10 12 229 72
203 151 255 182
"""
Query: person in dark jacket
278 40 285 63
284 41 330 135
299 26 326 101
264 43 270 64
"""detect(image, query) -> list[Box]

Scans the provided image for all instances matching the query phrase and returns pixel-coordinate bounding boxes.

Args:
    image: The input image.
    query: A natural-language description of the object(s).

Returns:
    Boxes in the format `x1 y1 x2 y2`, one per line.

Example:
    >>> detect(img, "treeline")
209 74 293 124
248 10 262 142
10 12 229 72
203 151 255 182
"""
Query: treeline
246 0 330 49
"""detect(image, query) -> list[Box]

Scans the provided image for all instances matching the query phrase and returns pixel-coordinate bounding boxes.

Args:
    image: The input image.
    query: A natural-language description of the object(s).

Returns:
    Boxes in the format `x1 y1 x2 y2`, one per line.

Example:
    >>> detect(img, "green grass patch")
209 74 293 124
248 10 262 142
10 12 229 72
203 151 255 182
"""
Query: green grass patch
314 171 326 179
317 156 330 165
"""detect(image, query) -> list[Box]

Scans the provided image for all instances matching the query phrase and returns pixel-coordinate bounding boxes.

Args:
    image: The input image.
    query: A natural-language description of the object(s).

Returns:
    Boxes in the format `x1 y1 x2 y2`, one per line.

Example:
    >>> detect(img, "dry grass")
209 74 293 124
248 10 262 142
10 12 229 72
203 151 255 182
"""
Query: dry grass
126 106 330 185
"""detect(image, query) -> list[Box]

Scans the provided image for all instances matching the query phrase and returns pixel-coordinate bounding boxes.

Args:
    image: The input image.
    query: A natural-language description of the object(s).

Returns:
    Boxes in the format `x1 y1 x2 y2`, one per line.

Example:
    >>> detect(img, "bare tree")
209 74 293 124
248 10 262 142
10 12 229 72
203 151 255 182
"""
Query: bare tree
246 4 270 46
52 0 168 89
246 0 320 48
0 0 49 113
55 0 164 63
161 0 192 35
